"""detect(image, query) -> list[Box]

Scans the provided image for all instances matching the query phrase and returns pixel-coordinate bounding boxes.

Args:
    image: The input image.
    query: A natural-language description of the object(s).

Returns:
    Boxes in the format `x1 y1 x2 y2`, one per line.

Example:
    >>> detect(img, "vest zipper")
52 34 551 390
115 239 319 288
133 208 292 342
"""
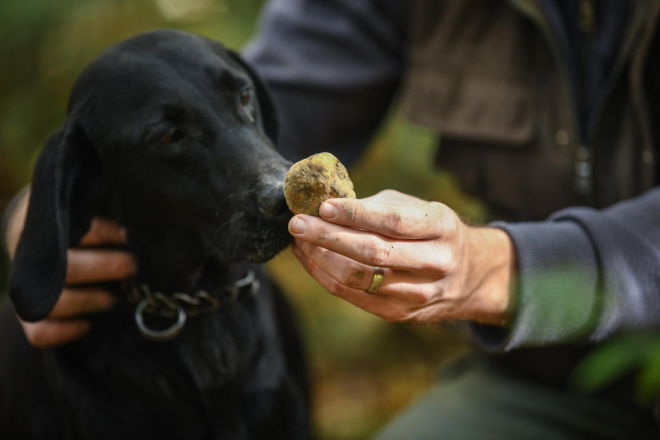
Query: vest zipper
575 0 596 196
506 0 586 197
588 1 655 194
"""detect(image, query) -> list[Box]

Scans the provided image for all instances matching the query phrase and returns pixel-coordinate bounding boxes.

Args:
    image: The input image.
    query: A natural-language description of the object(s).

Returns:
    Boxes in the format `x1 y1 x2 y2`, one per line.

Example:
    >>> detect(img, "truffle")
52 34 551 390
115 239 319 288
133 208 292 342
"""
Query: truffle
284 153 356 216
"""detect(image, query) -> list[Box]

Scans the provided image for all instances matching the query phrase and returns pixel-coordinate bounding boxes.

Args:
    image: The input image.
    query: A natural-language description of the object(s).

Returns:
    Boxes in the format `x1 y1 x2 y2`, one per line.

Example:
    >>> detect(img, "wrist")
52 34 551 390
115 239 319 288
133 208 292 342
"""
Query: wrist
463 226 517 325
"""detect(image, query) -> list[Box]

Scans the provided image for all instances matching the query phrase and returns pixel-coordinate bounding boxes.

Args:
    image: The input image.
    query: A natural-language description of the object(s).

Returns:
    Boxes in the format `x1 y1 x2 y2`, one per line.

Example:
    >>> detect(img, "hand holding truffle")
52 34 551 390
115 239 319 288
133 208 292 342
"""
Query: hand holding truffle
289 189 517 326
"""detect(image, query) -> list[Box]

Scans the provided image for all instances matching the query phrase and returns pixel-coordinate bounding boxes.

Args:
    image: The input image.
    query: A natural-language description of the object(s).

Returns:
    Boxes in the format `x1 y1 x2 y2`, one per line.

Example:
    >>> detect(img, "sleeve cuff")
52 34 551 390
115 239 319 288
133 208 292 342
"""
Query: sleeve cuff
470 220 600 352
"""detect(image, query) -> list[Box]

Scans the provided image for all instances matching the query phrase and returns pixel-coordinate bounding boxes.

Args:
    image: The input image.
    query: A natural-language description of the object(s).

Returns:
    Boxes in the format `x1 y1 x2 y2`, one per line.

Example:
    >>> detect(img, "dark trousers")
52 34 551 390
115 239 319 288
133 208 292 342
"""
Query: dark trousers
375 355 657 440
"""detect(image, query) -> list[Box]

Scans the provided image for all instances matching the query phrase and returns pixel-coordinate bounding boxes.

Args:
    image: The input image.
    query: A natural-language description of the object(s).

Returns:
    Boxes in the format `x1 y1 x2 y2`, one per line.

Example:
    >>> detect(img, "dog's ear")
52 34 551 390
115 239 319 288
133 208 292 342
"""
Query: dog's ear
227 50 279 145
9 125 108 322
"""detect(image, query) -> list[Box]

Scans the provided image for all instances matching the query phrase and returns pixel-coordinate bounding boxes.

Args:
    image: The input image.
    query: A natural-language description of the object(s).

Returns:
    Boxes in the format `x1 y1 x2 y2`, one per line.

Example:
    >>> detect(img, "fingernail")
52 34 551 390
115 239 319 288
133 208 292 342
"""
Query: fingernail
319 202 338 219
119 227 128 241
289 217 307 235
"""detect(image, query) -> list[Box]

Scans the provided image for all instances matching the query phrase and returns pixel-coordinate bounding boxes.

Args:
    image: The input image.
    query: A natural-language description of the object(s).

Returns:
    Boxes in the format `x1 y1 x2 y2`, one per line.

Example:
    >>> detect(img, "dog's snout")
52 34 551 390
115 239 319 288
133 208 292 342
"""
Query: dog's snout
258 184 290 219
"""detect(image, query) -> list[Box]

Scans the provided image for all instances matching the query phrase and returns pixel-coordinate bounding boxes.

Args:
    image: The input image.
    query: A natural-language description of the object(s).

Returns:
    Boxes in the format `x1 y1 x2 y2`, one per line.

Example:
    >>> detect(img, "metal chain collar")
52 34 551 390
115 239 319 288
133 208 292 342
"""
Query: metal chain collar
123 270 260 341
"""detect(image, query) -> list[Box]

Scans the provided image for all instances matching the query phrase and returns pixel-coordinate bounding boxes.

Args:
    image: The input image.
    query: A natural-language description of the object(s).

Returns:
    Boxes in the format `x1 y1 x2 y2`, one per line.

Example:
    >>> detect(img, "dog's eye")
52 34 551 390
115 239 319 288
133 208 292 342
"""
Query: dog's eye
240 89 251 107
239 87 257 124
160 128 183 144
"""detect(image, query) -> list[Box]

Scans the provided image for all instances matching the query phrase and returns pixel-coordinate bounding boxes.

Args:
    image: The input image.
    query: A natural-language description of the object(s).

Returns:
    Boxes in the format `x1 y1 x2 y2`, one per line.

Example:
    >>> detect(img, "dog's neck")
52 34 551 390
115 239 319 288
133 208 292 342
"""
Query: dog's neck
124 223 247 295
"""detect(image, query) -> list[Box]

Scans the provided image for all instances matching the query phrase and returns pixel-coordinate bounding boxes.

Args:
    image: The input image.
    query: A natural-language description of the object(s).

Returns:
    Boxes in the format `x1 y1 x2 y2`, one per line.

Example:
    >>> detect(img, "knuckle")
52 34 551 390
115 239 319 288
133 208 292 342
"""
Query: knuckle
428 201 446 211
107 254 125 274
432 250 456 274
388 209 408 237
365 241 391 266
398 311 417 324
407 291 430 306
381 308 415 323
339 264 366 288
381 311 399 323
307 244 324 261
446 214 460 234
443 210 461 234
328 283 346 299
115 253 136 276
428 201 449 218
26 326 48 348
314 229 327 245
376 189 397 199
427 202 451 229
348 203 366 223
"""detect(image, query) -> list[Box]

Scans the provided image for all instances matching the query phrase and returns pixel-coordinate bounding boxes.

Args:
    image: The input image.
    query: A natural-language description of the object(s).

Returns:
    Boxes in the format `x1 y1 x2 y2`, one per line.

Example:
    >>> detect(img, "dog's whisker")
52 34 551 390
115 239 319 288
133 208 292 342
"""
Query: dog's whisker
214 219 232 235
219 192 239 207
232 238 243 260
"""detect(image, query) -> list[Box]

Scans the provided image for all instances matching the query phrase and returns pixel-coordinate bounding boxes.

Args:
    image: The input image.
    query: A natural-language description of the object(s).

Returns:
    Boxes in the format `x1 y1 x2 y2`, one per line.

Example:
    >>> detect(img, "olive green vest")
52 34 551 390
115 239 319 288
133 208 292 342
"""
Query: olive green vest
400 0 659 221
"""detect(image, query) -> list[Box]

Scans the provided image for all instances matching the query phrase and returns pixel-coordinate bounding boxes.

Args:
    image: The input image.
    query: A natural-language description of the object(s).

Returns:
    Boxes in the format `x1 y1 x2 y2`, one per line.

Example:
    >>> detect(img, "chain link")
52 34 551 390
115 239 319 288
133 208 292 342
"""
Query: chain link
124 271 258 319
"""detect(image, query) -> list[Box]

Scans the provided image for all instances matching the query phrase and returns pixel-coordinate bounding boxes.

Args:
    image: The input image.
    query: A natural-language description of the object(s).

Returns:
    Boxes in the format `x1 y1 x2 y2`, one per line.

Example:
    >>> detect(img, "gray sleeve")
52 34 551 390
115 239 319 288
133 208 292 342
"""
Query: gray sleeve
472 187 660 351
242 0 406 166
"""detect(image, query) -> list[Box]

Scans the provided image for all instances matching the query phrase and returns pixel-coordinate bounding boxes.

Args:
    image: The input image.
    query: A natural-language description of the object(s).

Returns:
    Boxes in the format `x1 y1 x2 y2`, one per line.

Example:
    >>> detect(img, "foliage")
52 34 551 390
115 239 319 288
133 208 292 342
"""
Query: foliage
572 331 660 404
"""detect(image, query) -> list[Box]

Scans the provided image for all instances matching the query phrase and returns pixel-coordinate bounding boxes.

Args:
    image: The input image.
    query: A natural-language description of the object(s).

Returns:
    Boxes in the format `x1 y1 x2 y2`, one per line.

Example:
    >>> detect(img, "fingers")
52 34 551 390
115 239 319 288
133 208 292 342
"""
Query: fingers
48 288 116 319
293 247 431 322
293 241 380 291
289 215 448 271
12 214 128 349
318 198 456 240
293 247 399 318
293 240 432 305
20 319 91 349
66 249 137 284
22 285 116 349
79 217 127 246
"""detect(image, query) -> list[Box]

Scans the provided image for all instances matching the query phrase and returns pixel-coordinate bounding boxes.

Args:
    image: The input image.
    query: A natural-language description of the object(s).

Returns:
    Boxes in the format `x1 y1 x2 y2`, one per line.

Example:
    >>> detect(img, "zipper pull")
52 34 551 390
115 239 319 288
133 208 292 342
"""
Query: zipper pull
575 145 593 195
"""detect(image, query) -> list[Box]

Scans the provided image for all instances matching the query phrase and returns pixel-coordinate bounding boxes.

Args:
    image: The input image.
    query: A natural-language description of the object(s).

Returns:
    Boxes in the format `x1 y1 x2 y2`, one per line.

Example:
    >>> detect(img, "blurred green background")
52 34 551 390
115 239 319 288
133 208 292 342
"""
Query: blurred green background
4 1 657 438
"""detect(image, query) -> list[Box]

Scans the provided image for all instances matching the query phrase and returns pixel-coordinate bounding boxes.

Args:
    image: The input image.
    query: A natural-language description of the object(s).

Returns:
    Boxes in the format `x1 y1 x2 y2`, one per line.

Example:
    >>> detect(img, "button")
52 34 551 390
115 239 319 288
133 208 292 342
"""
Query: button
555 130 569 146
575 161 592 177
576 145 590 161
575 176 593 195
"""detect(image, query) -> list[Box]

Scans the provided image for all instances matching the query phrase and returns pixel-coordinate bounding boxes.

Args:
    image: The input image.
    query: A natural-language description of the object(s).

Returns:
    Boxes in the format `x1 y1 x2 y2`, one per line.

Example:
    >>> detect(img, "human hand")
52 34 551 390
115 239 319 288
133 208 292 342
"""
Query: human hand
6 192 136 347
289 190 516 325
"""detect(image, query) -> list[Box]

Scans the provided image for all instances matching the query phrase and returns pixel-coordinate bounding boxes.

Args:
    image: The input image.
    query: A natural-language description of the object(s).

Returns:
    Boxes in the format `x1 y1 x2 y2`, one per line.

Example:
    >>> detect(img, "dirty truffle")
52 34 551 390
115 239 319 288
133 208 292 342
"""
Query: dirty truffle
284 153 356 216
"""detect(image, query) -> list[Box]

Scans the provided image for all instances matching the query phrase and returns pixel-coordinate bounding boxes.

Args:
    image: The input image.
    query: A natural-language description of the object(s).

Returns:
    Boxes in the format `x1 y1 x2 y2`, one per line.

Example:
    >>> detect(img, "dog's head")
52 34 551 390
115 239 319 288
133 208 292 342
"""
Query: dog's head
10 30 293 322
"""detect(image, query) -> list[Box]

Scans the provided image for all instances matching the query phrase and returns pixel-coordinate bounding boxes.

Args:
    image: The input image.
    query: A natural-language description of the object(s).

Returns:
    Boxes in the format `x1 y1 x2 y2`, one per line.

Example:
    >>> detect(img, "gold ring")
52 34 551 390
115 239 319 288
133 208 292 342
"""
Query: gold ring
365 267 384 294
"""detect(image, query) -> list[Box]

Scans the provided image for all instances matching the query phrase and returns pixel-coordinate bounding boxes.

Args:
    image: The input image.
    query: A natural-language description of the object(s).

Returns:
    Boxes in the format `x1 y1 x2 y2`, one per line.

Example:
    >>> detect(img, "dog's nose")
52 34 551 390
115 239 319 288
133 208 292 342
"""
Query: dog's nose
258 184 291 218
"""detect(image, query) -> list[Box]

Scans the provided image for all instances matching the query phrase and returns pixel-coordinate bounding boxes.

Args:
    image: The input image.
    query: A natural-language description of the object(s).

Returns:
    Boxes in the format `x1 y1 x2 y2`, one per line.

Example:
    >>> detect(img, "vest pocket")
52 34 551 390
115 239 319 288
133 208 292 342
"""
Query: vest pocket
400 65 538 147
401 67 552 218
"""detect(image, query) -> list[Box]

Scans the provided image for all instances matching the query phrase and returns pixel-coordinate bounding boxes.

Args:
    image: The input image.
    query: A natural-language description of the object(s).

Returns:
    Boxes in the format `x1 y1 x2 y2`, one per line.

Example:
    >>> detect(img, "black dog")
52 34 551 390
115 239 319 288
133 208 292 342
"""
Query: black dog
0 30 309 440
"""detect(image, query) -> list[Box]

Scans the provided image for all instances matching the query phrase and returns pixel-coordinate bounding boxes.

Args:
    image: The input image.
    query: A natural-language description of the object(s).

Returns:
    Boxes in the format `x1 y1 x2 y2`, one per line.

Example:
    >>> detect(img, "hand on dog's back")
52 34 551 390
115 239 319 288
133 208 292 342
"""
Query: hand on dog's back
6 193 135 348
